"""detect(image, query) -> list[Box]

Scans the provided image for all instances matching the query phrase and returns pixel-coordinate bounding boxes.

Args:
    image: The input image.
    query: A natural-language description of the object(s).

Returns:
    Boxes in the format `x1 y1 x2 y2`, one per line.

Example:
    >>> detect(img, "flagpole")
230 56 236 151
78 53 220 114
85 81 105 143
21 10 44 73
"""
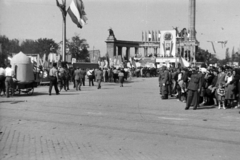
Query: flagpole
62 0 66 62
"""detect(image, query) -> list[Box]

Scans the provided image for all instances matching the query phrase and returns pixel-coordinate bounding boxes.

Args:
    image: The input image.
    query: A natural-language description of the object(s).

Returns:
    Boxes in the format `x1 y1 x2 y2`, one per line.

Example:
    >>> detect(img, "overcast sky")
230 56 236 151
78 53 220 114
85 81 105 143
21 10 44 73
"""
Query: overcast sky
1 0 240 59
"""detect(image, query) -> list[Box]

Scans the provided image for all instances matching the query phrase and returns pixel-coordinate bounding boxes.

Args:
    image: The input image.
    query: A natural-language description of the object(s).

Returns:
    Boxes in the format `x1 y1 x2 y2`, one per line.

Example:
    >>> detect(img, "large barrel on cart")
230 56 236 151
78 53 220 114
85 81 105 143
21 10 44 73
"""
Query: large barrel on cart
11 52 38 95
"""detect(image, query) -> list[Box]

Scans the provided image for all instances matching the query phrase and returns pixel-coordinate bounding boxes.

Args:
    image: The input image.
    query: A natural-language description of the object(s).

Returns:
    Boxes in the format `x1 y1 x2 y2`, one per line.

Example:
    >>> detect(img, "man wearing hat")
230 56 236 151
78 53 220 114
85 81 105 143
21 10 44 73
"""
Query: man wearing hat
158 67 163 95
49 63 60 95
95 68 103 89
185 66 202 110
161 66 170 99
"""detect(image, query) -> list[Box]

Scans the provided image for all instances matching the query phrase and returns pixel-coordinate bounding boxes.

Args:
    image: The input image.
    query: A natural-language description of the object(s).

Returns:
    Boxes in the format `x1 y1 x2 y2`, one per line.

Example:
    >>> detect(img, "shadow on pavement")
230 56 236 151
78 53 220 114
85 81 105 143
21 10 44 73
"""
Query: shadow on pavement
197 106 217 110
0 100 26 104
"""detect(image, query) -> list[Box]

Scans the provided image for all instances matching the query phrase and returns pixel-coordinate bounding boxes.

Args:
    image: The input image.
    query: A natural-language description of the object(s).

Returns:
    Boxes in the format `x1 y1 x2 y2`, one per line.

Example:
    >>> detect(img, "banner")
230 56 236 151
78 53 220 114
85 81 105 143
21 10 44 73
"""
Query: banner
160 30 176 57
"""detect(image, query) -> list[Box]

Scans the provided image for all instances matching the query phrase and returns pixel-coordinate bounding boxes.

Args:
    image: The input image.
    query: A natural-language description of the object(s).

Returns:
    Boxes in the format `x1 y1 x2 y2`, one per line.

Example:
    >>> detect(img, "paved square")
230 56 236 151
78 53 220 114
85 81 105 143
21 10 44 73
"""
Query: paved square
0 77 240 160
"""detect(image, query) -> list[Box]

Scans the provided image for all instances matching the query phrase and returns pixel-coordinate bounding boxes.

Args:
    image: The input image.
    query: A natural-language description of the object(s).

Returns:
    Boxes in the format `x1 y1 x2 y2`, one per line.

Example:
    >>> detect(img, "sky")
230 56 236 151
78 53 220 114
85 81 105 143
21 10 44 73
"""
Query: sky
1 0 240 59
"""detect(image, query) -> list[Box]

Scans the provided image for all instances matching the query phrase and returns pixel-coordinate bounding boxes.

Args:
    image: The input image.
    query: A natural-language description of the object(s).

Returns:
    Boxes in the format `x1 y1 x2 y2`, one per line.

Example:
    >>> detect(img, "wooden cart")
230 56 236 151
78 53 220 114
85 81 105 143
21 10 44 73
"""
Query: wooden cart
13 81 38 95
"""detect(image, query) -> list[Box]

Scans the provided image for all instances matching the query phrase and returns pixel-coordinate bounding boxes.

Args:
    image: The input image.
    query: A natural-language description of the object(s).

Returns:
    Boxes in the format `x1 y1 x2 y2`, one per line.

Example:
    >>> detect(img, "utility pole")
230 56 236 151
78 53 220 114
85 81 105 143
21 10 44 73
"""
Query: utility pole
56 0 67 62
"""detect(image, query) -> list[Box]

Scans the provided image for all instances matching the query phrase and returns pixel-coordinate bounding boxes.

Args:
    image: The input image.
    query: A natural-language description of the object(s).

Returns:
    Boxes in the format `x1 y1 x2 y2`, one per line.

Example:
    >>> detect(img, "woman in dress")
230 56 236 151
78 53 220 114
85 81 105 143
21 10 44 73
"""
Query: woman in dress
224 69 236 108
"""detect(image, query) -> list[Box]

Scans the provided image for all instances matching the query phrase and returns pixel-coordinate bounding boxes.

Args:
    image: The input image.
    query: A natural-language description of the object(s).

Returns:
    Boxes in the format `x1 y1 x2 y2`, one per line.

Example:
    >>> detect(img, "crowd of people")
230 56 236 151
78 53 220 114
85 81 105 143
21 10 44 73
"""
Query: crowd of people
159 64 240 110
2 61 240 113
47 63 134 95
0 61 160 98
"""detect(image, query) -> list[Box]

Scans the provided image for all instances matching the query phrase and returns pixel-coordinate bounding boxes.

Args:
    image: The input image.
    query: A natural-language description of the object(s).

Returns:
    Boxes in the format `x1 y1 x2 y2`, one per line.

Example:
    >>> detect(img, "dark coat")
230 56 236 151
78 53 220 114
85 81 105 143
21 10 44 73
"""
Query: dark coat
95 69 103 80
162 70 170 95
74 69 81 80
162 70 170 85
79 69 85 79
187 72 202 91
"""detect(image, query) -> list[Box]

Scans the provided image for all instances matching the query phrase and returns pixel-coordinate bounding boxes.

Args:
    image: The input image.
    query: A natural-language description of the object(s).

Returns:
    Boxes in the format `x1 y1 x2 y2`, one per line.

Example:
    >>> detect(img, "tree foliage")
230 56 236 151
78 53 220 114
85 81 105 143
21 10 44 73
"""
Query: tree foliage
68 35 90 62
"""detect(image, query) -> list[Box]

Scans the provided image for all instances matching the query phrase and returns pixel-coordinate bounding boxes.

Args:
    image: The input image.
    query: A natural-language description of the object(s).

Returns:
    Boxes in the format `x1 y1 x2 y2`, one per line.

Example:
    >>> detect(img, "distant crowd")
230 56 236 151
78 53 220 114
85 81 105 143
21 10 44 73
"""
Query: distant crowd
46 63 158 95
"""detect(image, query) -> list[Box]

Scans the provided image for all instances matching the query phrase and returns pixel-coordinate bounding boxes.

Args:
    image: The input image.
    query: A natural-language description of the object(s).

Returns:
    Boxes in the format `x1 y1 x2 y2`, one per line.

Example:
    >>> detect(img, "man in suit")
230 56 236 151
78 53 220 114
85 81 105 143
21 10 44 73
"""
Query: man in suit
161 66 170 99
78 68 85 91
81 68 86 86
74 67 81 91
158 67 163 95
185 67 202 110
95 68 103 89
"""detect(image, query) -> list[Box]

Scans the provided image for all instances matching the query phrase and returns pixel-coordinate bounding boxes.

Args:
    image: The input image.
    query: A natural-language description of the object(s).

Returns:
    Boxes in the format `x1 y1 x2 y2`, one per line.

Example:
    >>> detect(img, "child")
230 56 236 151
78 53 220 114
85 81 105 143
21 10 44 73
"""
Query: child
217 83 226 109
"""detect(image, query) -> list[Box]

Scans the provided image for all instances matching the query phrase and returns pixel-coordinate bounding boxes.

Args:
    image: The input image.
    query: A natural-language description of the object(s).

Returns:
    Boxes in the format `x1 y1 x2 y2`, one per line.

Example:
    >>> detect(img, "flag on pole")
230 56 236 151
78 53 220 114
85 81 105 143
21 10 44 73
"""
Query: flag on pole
67 0 88 28
207 41 216 53
179 56 190 67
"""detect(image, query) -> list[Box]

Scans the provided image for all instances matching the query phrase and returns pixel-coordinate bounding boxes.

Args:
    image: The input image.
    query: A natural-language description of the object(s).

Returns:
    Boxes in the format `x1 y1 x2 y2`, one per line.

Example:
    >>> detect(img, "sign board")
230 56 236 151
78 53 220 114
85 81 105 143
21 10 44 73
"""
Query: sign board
160 30 176 57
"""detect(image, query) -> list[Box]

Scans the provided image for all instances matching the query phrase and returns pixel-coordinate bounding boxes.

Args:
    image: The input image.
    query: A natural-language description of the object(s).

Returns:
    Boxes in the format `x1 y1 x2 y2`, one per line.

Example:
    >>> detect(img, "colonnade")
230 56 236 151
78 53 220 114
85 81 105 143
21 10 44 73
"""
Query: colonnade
113 45 160 61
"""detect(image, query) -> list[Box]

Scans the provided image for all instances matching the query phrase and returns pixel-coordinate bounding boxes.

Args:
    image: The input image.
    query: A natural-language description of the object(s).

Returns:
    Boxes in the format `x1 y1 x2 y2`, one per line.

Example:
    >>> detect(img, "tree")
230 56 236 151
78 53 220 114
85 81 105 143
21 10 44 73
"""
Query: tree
20 39 37 53
68 35 89 62
35 38 59 60
0 35 21 64
195 47 212 63
0 35 10 64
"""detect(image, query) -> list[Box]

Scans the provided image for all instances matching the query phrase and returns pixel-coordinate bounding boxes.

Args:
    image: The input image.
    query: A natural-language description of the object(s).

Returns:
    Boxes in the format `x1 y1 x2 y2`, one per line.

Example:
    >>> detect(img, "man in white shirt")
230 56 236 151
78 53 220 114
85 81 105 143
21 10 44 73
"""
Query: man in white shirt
5 64 15 98
0 64 6 96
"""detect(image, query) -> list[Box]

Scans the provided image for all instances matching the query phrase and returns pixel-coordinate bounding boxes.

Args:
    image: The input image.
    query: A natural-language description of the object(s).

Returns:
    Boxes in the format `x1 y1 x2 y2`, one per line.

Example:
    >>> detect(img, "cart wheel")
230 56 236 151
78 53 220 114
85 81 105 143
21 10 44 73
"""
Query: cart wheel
30 88 34 95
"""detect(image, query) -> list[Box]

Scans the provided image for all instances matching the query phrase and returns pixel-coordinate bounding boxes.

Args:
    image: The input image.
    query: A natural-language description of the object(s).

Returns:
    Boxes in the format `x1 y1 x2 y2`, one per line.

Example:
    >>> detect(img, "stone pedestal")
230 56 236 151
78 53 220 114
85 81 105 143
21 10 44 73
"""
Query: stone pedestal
106 35 116 59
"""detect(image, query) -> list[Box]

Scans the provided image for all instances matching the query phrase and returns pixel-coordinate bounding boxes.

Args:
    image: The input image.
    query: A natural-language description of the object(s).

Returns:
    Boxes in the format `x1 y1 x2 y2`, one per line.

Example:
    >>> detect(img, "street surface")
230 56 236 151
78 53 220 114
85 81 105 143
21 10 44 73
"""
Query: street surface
0 77 240 160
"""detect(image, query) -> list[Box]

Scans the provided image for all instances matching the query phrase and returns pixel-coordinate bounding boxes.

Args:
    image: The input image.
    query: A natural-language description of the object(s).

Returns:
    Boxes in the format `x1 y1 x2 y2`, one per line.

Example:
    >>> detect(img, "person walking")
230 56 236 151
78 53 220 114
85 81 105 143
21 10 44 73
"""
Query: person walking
58 65 67 91
113 67 118 82
64 65 70 90
81 68 86 86
74 67 81 91
5 64 15 98
95 68 103 89
48 63 59 95
87 69 94 86
78 68 85 91
0 64 6 96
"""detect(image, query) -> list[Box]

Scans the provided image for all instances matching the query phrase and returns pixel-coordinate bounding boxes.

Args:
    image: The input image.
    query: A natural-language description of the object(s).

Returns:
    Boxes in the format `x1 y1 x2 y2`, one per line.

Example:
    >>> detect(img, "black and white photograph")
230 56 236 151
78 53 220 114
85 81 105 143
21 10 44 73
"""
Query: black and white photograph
0 0 240 159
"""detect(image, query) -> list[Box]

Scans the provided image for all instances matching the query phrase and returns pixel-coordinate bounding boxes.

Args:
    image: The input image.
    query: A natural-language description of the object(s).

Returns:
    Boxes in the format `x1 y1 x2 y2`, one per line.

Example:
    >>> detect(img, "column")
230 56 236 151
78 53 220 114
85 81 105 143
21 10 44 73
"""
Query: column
106 42 116 59
126 47 130 61
118 46 122 63
144 47 148 57
189 0 196 41
135 47 139 55
154 47 157 56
